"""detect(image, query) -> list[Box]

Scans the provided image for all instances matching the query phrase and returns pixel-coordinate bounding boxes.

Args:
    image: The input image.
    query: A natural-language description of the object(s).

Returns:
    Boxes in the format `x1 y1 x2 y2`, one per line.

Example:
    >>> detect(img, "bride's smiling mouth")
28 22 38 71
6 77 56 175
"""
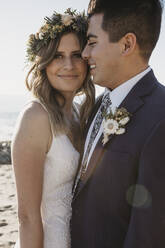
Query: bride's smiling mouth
57 75 79 78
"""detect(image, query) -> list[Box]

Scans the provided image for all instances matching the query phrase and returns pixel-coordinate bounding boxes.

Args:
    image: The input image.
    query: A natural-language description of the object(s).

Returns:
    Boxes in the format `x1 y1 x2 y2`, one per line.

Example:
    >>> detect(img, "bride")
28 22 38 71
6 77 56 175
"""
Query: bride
12 9 95 248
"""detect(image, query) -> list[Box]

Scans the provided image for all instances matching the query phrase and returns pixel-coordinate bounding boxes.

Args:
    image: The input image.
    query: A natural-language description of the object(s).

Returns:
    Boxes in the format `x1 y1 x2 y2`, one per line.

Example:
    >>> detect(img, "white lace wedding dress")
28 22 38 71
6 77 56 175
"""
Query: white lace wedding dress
14 100 80 248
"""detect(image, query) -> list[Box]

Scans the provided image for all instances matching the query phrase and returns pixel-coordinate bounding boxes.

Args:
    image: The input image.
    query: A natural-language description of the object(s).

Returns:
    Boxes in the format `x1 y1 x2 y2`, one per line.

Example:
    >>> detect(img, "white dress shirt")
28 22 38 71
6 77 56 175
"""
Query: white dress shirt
83 67 151 169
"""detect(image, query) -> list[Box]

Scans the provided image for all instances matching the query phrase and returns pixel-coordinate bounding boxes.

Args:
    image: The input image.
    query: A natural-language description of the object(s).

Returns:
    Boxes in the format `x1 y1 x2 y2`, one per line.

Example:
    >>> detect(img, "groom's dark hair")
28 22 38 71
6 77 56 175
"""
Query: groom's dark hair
88 0 164 61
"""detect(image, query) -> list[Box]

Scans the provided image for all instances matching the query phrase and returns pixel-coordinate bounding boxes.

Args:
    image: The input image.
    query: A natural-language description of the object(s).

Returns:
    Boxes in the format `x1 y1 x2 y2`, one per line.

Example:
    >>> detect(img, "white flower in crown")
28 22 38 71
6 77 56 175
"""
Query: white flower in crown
61 15 73 26
39 32 44 40
35 32 39 39
102 107 131 145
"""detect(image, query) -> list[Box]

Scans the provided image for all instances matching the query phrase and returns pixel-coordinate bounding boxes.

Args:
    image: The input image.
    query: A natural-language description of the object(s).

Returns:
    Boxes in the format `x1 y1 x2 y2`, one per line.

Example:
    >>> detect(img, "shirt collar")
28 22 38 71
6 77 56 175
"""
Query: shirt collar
104 67 151 109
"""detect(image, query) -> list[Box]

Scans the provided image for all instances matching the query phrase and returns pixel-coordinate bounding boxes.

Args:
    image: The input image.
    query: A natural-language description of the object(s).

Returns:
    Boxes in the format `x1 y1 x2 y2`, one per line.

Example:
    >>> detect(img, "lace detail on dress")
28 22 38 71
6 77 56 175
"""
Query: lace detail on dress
41 135 79 248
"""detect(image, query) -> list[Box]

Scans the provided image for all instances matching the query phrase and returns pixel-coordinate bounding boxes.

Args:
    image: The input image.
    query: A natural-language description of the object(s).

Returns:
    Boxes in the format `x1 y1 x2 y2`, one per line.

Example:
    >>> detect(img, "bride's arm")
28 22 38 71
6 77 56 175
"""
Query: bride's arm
12 102 51 248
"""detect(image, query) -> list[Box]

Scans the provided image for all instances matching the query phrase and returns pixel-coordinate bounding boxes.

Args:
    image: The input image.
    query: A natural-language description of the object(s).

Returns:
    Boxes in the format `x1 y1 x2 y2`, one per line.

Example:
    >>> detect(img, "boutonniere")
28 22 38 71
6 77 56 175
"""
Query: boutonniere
102 107 131 145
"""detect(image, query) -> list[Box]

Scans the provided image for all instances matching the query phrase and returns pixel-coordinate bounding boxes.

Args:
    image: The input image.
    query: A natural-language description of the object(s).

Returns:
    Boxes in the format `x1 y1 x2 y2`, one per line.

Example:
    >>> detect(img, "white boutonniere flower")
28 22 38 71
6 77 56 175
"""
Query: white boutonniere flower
102 107 131 145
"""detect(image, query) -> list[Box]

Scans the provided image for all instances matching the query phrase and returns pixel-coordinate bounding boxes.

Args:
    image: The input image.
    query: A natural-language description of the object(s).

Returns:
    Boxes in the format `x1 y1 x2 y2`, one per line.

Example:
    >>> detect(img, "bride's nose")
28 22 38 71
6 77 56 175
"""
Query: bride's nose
63 57 74 70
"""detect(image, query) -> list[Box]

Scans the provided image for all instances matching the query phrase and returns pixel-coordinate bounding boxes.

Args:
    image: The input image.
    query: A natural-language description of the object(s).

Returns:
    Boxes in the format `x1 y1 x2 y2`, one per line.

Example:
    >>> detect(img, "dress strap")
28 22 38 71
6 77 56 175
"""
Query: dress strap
28 98 54 135
30 98 48 112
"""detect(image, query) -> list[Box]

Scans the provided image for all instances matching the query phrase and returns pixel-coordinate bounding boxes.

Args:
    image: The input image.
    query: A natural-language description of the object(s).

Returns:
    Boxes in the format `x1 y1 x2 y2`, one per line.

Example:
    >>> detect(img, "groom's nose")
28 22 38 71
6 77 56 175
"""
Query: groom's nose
82 44 90 61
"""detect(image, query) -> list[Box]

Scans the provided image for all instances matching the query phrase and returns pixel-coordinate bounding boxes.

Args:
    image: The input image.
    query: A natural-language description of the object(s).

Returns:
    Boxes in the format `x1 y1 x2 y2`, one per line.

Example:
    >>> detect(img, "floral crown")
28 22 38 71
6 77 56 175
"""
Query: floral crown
27 8 87 62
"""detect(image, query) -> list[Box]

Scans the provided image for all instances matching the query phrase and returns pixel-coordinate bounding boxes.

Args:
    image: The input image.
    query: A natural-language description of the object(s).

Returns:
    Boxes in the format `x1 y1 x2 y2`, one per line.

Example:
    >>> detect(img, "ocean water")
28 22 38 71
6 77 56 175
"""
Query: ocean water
0 87 104 142
0 94 29 142
0 112 19 141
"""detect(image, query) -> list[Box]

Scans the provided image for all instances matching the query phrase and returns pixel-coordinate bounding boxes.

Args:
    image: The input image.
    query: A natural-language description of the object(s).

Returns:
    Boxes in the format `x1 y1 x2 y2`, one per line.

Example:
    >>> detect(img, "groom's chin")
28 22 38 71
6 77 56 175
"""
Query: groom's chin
91 77 106 88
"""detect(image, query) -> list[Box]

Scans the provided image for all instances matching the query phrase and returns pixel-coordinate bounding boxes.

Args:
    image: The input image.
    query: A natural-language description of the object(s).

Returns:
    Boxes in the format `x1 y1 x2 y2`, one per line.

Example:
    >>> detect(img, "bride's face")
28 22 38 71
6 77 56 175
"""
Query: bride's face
46 33 87 96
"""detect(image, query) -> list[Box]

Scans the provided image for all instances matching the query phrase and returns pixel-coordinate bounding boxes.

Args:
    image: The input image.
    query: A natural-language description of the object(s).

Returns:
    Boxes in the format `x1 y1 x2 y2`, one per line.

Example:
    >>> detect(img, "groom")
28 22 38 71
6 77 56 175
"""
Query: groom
71 0 165 247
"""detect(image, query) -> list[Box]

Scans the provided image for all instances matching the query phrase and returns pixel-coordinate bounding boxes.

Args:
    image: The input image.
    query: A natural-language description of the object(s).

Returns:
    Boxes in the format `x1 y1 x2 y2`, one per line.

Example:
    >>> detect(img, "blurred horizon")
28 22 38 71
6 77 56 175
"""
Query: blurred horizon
0 0 165 97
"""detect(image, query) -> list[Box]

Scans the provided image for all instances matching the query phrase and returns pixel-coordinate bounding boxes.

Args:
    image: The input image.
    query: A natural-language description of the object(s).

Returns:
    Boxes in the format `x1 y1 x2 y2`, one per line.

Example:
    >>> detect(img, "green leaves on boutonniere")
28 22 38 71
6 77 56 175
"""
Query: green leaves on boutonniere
102 107 131 145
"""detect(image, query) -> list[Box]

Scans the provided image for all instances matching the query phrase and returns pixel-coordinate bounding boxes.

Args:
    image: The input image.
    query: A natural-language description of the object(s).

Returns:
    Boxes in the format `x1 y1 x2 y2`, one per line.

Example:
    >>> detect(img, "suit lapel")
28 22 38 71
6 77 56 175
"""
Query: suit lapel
73 135 103 199
74 70 158 200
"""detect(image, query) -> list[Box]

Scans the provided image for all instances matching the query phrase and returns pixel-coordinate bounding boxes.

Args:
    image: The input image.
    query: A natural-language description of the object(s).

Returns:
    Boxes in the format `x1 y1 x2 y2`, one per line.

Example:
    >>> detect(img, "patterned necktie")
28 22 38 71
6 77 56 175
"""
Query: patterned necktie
80 92 112 179
73 93 111 195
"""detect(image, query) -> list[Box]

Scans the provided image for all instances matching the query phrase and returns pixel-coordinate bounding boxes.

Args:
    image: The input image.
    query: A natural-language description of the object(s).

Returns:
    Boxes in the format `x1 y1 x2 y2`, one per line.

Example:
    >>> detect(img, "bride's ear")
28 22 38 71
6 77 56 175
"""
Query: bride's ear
120 33 137 56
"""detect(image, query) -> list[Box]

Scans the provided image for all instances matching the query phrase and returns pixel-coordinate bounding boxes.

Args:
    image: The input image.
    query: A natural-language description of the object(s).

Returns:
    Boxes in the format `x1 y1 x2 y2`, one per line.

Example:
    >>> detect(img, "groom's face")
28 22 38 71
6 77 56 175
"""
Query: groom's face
82 13 123 89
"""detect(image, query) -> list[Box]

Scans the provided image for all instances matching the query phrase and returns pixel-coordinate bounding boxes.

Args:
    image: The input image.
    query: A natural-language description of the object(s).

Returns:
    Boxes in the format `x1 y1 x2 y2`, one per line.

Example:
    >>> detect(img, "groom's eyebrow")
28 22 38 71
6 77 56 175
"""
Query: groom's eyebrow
87 33 97 40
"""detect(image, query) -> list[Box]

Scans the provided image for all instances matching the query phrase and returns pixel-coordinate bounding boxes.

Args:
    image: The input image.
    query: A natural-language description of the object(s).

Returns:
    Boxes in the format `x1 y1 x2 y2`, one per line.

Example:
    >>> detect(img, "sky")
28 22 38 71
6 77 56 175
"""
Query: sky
0 0 165 97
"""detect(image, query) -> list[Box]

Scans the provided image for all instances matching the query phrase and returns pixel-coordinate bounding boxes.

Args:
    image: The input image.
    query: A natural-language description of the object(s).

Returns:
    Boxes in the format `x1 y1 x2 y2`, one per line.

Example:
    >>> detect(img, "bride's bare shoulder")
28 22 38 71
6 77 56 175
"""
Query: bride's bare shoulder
18 101 49 125
13 101 51 144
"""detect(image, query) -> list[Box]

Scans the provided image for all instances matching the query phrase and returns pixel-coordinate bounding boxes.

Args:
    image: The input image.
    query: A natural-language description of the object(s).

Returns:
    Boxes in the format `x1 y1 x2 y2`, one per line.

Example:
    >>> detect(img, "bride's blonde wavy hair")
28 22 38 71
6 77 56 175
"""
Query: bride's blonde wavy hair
26 30 95 136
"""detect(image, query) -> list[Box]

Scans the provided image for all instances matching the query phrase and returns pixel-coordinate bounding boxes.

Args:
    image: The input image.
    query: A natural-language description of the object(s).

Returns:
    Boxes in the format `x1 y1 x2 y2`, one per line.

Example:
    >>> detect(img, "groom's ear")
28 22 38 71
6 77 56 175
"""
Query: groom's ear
120 33 137 56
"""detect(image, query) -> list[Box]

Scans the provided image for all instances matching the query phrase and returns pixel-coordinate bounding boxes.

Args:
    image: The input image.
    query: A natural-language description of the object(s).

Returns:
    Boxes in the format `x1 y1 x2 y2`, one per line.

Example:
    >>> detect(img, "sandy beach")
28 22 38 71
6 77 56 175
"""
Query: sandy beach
0 164 18 248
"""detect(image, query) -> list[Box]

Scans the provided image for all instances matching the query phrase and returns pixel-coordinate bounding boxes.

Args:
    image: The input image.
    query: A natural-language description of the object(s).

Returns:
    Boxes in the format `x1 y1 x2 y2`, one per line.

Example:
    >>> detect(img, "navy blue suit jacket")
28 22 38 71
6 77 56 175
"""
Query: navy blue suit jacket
71 70 165 248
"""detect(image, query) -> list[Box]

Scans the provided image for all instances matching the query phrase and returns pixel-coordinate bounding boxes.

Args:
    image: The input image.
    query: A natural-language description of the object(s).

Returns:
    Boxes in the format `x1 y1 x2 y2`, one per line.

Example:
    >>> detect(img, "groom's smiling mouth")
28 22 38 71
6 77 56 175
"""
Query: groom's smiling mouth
90 64 96 73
